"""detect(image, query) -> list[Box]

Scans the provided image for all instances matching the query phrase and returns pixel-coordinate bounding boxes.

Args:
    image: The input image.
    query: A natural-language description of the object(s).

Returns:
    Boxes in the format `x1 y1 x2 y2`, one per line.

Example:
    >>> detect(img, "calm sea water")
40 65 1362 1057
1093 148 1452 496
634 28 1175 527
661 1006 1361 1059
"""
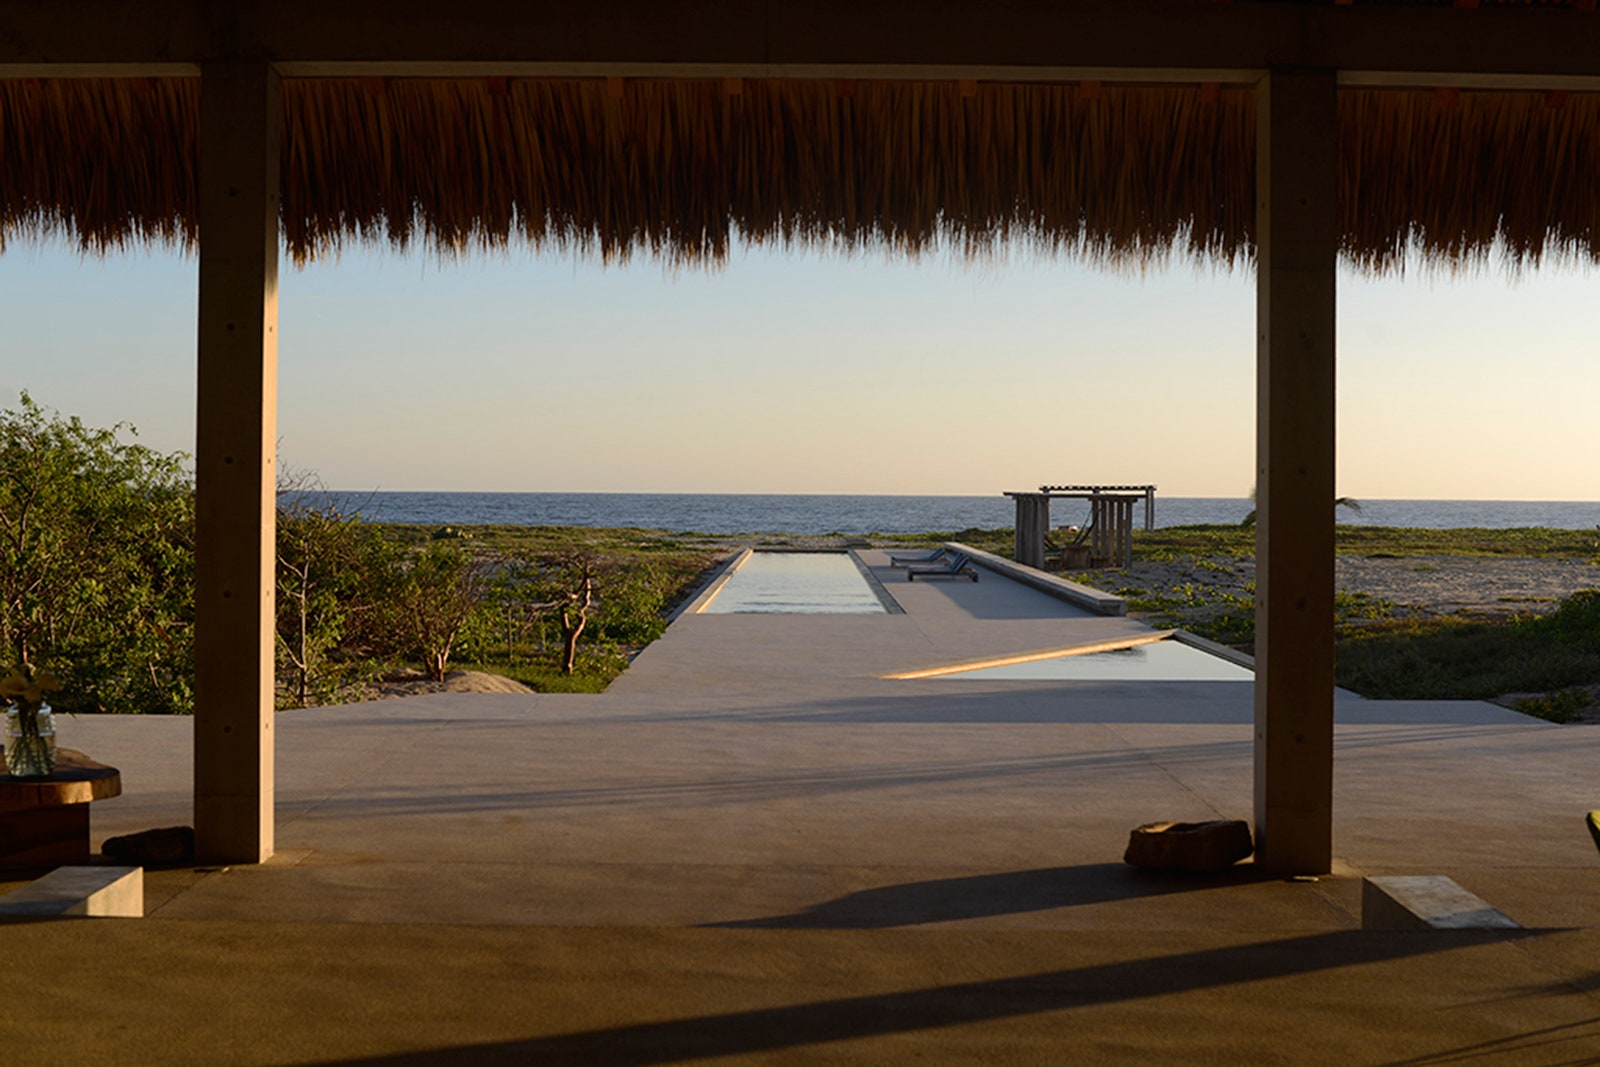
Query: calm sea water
331 491 1600 535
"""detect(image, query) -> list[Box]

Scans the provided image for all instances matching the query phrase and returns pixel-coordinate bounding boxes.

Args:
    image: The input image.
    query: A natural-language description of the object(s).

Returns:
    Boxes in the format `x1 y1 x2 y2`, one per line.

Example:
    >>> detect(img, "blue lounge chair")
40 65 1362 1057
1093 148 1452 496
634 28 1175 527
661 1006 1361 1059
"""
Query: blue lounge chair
906 552 978 582
888 546 948 567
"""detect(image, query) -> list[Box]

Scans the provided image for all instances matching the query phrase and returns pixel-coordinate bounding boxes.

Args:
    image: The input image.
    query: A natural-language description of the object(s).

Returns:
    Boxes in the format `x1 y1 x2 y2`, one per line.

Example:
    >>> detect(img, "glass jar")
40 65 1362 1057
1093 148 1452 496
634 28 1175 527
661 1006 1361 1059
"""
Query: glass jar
4 702 56 778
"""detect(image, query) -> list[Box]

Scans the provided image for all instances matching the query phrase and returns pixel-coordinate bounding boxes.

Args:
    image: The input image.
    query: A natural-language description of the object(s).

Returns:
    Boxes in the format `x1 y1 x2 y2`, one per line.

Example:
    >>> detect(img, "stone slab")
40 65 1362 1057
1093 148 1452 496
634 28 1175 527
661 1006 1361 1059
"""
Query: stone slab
0 865 143 918
1362 875 1519 930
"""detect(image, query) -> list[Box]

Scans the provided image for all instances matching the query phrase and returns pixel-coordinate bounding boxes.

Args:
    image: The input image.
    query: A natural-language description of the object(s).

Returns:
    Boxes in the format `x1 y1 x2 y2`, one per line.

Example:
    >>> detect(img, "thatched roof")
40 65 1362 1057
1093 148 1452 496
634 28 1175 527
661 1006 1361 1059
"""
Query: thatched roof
4 76 1600 271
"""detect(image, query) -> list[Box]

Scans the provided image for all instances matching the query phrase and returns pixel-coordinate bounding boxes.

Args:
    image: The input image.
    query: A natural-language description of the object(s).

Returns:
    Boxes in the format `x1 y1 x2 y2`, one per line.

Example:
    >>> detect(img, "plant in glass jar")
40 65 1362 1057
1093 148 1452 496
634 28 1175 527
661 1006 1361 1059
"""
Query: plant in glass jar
1 664 61 778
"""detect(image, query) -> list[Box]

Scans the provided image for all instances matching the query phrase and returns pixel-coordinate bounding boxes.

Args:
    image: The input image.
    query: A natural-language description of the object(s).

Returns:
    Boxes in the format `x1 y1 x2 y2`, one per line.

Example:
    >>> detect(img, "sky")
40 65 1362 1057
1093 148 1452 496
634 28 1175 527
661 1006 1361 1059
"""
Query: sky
2 237 1598 500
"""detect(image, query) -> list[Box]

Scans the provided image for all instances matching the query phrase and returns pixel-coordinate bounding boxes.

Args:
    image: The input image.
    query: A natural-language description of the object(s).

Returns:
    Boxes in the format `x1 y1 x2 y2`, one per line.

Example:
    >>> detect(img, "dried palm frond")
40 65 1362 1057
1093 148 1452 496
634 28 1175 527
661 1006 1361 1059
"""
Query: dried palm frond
4 76 1599 273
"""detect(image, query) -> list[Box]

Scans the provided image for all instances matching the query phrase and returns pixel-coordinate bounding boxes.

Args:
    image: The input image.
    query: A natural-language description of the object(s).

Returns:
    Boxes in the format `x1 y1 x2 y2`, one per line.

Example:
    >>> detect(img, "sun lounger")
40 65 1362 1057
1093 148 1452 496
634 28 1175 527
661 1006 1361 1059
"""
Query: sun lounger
888 546 948 567
1586 811 1600 855
905 552 978 582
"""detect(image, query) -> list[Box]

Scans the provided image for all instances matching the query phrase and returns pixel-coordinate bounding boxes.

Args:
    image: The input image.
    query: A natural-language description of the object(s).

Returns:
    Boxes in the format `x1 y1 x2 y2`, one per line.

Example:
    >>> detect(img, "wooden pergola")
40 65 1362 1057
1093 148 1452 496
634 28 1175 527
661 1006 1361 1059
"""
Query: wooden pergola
7 0 1600 875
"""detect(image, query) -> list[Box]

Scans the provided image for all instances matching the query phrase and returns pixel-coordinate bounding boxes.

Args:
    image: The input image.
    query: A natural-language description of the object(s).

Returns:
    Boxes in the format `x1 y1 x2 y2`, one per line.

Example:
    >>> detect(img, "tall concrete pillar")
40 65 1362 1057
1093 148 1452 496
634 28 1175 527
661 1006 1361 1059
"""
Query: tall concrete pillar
1012 493 1050 568
194 61 280 864
1253 69 1338 875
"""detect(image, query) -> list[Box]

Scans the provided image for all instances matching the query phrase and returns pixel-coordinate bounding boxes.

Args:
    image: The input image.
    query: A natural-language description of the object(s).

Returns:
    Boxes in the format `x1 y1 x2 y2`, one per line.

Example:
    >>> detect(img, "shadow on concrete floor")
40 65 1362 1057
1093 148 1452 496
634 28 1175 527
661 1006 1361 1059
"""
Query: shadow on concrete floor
304 928 1552 1067
704 862 1278 929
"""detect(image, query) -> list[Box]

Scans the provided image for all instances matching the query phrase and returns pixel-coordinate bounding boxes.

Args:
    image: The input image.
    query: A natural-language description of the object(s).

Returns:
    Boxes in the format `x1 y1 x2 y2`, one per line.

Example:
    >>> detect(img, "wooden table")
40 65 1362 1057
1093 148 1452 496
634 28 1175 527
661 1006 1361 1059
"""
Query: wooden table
0 749 121 869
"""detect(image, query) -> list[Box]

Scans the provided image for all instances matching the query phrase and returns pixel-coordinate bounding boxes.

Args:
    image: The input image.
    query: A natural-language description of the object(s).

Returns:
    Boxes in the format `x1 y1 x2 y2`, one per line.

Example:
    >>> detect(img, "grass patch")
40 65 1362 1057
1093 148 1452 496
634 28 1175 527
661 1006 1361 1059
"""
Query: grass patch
1132 524 1600 561
459 655 624 694
1334 590 1600 701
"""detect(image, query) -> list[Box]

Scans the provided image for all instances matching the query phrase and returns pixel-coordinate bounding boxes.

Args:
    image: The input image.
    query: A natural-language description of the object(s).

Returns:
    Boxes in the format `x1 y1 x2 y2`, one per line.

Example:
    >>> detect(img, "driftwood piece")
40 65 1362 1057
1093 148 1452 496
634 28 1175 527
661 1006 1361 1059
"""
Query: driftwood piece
102 826 196 867
1124 819 1254 873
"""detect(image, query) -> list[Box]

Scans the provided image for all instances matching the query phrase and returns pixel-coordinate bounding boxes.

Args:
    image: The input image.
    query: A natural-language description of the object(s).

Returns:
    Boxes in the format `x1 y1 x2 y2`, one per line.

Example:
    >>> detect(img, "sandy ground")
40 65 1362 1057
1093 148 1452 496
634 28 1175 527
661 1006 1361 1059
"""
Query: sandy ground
1091 553 1600 620
365 668 534 698
325 668 535 703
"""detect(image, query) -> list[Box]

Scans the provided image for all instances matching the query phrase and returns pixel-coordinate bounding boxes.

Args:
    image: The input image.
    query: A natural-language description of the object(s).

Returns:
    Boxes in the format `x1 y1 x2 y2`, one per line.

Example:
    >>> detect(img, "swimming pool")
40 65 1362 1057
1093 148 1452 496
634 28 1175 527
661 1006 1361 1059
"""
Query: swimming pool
698 550 898 615
893 634 1253 681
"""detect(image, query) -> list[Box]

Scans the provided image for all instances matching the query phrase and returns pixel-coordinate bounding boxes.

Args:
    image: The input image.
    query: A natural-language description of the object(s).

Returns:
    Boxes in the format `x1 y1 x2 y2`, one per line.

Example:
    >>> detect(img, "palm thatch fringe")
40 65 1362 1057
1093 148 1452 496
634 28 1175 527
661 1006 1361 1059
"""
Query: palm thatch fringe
3 77 1599 271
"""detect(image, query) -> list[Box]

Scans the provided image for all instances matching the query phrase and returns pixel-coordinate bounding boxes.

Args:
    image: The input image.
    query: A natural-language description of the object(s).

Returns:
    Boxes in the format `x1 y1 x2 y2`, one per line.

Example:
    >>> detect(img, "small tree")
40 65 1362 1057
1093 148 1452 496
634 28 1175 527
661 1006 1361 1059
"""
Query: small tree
542 550 613 675
480 556 546 664
275 474 375 707
382 543 487 681
1240 484 1362 528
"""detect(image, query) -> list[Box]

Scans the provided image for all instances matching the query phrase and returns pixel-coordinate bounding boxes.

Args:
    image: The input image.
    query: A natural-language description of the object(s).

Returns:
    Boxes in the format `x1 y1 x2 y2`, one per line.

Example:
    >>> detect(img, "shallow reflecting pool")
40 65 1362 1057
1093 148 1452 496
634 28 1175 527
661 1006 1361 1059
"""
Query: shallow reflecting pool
942 637 1252 682
700 551 891 615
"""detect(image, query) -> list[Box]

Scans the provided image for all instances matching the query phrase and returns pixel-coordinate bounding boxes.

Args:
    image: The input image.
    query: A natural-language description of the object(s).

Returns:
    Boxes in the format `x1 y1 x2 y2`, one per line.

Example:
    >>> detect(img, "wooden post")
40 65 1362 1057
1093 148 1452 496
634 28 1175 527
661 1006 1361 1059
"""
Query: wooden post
194 61 280 864
1254 69 1338 875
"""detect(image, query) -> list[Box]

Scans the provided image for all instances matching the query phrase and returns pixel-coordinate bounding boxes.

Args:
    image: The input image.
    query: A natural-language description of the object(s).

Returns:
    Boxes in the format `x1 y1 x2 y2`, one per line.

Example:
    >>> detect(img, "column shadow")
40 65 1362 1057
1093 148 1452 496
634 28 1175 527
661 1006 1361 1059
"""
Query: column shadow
306 928 1545 1067
704 862 1276 928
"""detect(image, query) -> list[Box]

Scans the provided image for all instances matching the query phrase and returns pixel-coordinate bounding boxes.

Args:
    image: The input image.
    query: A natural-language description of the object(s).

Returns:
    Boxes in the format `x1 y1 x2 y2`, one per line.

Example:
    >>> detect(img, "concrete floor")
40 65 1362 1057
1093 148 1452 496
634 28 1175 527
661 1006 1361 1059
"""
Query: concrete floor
5 550 1600 1064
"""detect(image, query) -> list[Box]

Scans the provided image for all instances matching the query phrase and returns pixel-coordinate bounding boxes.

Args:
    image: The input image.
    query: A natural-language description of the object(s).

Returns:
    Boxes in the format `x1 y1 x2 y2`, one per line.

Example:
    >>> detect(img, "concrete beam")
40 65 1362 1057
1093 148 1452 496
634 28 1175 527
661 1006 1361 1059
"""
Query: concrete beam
193 60 280 865
4 1 1600 87
1253 69 1338 877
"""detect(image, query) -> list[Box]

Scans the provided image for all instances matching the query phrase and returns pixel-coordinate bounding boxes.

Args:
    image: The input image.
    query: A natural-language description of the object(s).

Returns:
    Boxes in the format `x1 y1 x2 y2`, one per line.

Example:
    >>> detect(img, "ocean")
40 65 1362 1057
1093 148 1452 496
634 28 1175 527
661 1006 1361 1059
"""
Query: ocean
329 492 1600 536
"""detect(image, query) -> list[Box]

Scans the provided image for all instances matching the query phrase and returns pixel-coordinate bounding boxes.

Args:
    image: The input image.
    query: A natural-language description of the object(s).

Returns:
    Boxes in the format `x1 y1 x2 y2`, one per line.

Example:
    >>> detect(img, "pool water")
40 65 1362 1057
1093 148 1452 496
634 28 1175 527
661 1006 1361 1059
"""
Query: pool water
699 551 892 615
937 637 1253 682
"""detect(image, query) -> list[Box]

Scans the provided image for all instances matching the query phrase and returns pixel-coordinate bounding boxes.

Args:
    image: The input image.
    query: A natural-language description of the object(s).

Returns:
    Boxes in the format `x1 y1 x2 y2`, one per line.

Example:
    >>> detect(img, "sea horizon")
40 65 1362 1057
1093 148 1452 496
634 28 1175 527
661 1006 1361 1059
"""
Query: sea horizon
325 491 1600 535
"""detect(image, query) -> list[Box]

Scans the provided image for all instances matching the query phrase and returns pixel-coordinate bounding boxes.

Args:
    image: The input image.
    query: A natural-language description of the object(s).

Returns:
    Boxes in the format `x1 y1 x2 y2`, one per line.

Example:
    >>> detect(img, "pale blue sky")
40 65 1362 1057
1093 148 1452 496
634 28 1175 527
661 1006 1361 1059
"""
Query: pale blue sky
2 238 1597 500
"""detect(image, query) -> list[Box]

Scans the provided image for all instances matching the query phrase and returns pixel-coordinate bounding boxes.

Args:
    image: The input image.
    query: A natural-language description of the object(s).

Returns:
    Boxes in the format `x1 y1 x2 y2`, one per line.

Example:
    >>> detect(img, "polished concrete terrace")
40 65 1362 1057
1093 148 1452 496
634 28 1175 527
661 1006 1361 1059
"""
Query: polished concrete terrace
4 550 1600 1064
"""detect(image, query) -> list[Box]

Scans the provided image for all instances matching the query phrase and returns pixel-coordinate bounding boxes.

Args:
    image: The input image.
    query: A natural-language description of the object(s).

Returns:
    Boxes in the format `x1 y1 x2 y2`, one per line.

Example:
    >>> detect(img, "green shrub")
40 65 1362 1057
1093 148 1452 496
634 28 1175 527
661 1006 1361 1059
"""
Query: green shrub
1515 688 1593 724
0 394 194 713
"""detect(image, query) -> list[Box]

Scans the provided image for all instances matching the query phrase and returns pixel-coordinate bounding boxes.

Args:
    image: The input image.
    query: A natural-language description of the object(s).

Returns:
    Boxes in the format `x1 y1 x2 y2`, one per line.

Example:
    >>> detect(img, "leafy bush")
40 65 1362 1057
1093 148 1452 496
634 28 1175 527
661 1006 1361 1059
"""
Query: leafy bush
1515 688 1593 724
372 542 487 682
0 394 194 713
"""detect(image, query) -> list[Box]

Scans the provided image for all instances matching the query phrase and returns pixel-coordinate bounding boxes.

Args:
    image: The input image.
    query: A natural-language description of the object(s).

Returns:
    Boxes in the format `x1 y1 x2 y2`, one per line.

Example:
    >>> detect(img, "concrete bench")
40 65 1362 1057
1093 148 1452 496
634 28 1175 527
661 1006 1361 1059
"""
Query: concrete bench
0 865 143 918
946 542 1127 616
1362 875 1519 930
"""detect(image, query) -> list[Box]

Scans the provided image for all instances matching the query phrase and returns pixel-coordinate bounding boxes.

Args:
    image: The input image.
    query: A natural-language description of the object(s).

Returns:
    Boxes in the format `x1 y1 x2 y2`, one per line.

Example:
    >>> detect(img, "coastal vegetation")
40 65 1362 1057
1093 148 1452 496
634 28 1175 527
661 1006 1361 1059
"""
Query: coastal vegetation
1019 522 1600 721
2 398 1596 717
269 508 719 705
1335 592 1600 711
0 394 194 715
0 397 721 711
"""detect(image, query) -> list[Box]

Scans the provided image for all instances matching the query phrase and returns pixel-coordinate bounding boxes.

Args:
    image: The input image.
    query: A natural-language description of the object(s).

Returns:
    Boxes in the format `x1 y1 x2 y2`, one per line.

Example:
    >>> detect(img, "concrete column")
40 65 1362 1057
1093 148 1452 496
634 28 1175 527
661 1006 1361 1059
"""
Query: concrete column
1012 494 1049 568
1090 496 1110 562
1117 499 1134 568
194 61 280 864
1254 69 1338 875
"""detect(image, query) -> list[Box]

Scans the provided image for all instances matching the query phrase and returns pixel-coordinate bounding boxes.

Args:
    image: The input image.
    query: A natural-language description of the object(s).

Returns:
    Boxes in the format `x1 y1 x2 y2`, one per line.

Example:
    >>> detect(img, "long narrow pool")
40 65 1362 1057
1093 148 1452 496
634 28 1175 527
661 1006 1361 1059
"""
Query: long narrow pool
699 551 892 615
